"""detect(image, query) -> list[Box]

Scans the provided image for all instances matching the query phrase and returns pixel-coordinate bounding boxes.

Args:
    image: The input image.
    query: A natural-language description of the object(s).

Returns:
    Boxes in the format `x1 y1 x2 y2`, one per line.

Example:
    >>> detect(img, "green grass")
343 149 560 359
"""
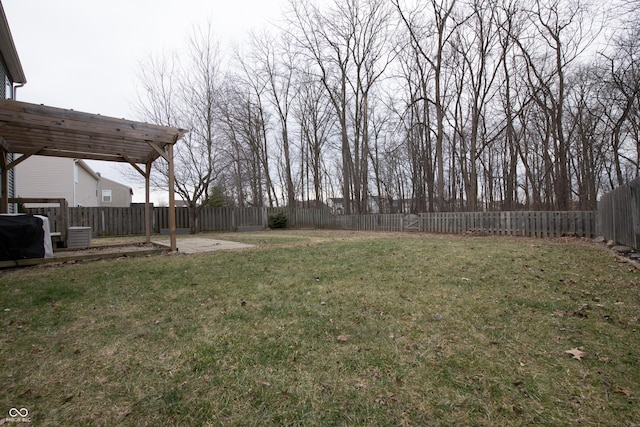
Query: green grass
1 231 639 426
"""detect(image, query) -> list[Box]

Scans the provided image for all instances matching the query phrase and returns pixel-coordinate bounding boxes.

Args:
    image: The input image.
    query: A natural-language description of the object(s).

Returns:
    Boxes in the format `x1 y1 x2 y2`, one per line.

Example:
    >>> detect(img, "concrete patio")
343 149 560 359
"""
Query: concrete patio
152 237 255 254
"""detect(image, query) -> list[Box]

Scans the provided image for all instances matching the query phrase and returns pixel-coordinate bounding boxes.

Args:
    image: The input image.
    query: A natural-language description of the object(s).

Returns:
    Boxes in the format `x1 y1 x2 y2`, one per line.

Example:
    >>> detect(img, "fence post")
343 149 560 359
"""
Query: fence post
632 181 640 249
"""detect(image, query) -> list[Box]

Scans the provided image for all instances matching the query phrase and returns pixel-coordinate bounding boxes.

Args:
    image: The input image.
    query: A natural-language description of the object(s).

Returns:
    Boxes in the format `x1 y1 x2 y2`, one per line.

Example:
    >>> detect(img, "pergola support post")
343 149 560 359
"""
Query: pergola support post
0 148 7 213
167 144 177 252
145 162 152 244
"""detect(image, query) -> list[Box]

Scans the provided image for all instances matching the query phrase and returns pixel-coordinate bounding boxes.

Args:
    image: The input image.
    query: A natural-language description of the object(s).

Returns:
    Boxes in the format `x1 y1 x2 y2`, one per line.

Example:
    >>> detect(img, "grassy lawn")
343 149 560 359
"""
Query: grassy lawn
1 230 639 426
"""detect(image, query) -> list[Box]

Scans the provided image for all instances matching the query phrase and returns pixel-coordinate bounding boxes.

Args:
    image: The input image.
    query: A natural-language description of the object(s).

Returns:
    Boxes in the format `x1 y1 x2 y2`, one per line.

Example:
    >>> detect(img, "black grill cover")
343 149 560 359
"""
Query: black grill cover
0 215 45 261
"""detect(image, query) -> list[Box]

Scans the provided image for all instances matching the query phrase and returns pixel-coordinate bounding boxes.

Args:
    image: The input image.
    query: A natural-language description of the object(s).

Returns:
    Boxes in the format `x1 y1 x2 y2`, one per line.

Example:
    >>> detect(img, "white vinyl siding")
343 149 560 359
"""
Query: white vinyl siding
15 156 99 207
16 156 74 203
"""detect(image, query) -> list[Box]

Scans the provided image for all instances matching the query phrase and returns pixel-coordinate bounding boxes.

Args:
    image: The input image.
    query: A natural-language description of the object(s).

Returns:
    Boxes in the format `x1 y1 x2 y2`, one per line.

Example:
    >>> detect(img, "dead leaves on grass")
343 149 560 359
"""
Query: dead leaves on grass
565 348 587 360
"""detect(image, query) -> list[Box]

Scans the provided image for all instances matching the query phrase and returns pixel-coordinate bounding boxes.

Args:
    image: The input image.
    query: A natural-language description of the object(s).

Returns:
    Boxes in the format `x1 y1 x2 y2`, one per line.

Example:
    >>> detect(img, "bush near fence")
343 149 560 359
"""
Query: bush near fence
26 205 598 239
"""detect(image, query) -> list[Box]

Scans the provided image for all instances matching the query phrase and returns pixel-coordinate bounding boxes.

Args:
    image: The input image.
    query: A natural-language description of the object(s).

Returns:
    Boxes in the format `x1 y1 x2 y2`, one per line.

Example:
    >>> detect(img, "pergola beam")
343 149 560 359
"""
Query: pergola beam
145 140 170 162
122 154 146 177
6 147 42 170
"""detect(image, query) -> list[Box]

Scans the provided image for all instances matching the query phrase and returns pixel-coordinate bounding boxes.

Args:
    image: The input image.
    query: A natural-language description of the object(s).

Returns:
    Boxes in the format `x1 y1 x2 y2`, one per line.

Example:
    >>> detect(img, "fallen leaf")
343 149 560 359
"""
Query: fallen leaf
615 388 632 397
572 304 591 318
336 334 351 342
565 348 587 360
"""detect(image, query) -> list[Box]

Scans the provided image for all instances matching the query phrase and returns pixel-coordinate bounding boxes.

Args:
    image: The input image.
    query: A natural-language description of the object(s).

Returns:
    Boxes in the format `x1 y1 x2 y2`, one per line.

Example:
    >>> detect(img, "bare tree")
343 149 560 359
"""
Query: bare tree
295 67 335 206
450 0 504 211
246 31 299 206
394 0 463 211
598 23 640 187
286 0 394 214
232 47 280 207
128 0 639 218
134 24 224 233
511 0 602 209
218 79 276 207
565 65 608 209
392 25 437 212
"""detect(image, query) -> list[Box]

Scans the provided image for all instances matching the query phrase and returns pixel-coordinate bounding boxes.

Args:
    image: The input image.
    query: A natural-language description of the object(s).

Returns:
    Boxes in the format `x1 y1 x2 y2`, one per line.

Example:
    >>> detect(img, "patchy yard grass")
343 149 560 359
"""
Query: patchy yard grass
1 231 639 426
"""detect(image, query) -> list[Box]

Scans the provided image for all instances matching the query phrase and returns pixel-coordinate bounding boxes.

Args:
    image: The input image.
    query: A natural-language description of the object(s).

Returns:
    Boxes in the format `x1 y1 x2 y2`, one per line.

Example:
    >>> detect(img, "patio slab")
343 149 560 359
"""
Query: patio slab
152 237 255 254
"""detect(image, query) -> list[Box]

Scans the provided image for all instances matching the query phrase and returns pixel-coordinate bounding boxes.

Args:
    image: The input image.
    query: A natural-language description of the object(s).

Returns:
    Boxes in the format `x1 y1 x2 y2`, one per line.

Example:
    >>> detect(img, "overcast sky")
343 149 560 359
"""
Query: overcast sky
3 0 290 202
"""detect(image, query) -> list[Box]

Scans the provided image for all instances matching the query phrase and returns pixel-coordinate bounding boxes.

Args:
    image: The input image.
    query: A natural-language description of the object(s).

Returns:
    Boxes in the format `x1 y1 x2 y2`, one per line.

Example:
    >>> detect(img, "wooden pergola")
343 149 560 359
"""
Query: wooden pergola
0 99 187 251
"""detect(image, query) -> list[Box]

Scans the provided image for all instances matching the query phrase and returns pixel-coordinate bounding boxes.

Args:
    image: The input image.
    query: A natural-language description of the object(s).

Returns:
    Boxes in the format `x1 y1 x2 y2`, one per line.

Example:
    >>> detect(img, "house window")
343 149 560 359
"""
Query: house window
102 190 112 203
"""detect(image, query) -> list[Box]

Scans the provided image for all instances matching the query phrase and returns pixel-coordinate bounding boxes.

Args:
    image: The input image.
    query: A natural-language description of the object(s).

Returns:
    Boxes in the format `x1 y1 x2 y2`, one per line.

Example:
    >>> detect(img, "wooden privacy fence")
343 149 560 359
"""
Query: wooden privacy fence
598 178 640 249
155 207 332 232
333 211 596 237
24 206 333 236
26 206 598 239
419 211 597 238
331 214 405 231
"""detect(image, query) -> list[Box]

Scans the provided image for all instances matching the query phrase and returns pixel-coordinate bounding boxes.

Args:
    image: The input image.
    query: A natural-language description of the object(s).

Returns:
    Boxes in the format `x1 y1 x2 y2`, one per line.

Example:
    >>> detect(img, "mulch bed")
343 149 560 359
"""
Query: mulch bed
0 242 169 269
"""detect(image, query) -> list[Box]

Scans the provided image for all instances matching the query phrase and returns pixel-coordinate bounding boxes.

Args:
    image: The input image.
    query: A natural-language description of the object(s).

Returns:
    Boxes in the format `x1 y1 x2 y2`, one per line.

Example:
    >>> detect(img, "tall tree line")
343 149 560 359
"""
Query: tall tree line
136 0 640 216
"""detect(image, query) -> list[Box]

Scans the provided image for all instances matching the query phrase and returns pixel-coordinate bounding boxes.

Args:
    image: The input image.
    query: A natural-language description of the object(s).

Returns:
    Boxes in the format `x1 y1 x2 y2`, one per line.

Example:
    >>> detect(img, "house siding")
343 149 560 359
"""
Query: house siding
15 156 101 207
75 162 98 207
97 176 132 207
16 157 129 208
16 156 75 204
0 57 15 212
0 55 7 99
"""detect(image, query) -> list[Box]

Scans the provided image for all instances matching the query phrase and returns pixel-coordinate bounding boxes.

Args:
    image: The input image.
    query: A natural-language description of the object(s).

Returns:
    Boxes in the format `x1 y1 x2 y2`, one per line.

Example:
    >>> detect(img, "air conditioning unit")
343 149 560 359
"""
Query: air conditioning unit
67 226 92 248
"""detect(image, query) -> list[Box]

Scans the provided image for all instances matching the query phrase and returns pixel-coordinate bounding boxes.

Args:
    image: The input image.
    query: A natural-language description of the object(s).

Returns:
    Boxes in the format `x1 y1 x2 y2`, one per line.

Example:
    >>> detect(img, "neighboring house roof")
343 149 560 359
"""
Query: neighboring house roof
98 175 133 194
76 159 100 181
0 2 26 84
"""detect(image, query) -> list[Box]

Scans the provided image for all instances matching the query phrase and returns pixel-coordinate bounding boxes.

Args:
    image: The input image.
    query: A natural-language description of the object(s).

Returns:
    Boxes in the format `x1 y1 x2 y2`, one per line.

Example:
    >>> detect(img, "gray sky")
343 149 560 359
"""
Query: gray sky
3 0 289 202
